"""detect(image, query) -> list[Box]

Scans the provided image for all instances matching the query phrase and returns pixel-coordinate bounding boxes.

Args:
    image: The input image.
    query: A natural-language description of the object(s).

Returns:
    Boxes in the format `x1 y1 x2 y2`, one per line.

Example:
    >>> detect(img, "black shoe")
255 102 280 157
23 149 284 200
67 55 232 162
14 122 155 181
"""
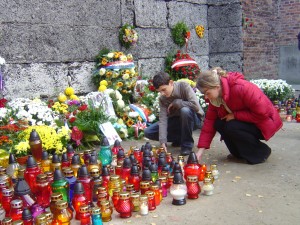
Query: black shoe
171 142 181 147
180 148 192 156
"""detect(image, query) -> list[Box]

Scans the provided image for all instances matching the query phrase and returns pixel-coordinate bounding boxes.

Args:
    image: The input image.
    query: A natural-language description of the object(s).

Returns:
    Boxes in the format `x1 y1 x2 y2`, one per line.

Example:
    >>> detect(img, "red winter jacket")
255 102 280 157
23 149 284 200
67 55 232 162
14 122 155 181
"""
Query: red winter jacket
197 72 283 149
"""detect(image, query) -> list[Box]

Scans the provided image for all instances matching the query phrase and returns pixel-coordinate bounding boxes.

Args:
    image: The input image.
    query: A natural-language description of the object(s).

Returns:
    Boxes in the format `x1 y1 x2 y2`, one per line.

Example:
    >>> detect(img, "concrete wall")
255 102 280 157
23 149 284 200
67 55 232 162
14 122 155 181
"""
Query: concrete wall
0 0 244 99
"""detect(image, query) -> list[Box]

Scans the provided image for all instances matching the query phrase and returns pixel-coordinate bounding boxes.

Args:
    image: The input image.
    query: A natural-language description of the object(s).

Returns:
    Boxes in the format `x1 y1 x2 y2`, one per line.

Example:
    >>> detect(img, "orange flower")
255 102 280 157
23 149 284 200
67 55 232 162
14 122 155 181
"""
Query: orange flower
126 119 134 127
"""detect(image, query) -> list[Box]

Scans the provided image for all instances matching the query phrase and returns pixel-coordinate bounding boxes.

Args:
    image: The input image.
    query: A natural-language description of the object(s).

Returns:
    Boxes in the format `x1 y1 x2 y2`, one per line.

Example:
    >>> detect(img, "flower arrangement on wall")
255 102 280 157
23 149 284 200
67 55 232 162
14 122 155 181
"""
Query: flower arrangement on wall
165 50 201 81
171 21 190 47
119 24 138 49
92 49 139 102
195 25 205 39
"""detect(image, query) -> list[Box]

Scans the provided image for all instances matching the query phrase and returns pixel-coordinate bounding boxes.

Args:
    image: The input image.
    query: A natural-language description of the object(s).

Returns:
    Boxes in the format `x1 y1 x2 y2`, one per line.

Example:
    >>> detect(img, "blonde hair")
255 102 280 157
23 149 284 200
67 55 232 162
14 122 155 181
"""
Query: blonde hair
196 67 227 93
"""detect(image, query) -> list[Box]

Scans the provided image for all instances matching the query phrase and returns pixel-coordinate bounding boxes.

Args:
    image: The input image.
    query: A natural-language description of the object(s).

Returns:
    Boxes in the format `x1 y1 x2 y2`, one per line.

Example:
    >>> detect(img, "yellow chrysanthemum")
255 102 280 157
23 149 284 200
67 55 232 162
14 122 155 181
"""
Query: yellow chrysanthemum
58 93 67 103
98 85 107 92
117 82 124 87
100 80 108 86
69 94 79 100
101 58 108 65
64 87 75 96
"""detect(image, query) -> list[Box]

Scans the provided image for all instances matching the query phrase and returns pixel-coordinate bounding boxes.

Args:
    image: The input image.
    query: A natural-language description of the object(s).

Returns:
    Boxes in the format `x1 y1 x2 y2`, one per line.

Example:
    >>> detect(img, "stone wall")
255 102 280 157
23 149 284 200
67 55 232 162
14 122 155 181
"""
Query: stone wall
0 0 244 99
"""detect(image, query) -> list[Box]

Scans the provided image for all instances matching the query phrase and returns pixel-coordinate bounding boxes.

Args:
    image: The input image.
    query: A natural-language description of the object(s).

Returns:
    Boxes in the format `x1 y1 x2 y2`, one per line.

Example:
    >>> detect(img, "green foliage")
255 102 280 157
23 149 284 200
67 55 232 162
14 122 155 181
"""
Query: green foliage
73 100 109 135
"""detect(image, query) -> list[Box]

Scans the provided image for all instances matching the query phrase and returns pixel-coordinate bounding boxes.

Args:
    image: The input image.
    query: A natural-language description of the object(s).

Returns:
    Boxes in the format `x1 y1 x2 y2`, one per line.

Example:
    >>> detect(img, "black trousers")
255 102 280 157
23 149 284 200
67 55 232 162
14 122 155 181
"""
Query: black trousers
214 119 271 164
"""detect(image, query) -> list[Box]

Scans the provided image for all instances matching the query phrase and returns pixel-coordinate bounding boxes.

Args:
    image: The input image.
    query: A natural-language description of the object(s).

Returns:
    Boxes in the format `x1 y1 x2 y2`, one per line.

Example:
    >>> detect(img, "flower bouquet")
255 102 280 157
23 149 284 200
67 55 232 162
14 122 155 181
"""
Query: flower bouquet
93 49 139 102
119 24 138 49
13 125 70 156
250 79 295 102
165 50 201 81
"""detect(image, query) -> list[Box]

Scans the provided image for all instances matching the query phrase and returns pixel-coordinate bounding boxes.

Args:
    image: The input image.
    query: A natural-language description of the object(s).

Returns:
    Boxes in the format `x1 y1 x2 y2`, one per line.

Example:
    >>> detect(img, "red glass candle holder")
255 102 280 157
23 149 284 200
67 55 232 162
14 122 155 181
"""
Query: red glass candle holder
145 191 156 211
116 192 132 218
186 175 201 199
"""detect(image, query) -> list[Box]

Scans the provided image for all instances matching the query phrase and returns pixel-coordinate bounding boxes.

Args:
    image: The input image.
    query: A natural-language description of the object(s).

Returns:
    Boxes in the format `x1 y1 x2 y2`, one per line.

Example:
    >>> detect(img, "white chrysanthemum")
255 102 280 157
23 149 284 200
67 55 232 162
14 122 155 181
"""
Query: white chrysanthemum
115 90 122 100
107 52 114 58
120 55 127 61
117 99 125 108
148 114 156 123
0 108 8 119
122 74 130 80
129 111 139 118
99 68 106 76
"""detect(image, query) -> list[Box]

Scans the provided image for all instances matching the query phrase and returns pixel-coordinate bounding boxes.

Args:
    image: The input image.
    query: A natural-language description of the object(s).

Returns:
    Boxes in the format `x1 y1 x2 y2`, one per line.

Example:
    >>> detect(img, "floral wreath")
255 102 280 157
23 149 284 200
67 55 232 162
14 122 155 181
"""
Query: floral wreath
171 21 190 47
119 24 138 49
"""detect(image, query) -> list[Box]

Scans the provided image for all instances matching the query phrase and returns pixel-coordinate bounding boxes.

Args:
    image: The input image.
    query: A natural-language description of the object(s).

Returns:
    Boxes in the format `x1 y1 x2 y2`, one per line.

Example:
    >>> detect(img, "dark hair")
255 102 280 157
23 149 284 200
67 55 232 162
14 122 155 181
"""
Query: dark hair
153 72 171 89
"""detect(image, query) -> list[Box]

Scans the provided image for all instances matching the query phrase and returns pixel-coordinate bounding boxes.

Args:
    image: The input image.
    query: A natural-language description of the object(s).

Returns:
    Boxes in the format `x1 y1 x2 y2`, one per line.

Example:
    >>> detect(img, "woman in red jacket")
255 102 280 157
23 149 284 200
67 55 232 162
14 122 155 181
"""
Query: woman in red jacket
196 67 283 164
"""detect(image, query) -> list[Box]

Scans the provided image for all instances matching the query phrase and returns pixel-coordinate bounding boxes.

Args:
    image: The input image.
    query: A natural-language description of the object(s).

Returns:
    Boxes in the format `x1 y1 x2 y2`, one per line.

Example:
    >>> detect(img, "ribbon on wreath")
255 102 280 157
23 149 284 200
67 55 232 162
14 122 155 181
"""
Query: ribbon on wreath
132 121 147 138
104 60 135 70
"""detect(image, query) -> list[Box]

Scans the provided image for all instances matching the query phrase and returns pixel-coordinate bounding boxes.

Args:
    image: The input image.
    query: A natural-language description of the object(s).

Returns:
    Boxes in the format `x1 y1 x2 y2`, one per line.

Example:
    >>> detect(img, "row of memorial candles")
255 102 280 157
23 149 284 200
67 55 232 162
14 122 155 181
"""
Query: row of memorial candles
0 136 219 224
274 97 300 122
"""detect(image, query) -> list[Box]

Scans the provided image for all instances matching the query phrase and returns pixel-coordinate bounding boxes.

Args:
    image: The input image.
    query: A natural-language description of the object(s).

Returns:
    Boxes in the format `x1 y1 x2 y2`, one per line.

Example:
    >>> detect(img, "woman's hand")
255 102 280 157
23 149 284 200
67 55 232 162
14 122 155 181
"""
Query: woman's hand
196 148 205 162
222 113 235 121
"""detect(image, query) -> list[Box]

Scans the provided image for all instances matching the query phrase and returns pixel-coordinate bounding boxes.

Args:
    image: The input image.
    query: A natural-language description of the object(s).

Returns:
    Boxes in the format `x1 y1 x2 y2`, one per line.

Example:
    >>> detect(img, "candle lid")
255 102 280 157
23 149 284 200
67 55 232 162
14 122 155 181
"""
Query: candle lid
42 151 49 160
140 181 150 188
35 214 47 223
187 175 198 182
2 188 14 196
131 193 140 199
1 217 13 225
51 192 63 201
8 153 17 164
91 207 101 215
119 192 130 199
145 190 154 197
101 137 110 146
140 195 148 201
126 183 134 190
22 208 32 220
29 129 41 141
11 199 23 208
55 200 68 209
100 200 109 206
74 181 85 194
61 153 68 162
109 174 120 181
43 212 52 220
79 205 89 213
36 174 47 183
11 220 23 225
66 144 74 153
90 168 100 177
26 155 37 168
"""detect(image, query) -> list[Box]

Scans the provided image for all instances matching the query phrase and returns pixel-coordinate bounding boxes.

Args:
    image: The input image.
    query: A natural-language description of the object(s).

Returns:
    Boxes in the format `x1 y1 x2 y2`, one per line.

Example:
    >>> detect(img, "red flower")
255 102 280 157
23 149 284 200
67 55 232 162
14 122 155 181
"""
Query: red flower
78 104 88 111
185 31 191 39
149 85 156 92
69 117 76 123
0 98 8 108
